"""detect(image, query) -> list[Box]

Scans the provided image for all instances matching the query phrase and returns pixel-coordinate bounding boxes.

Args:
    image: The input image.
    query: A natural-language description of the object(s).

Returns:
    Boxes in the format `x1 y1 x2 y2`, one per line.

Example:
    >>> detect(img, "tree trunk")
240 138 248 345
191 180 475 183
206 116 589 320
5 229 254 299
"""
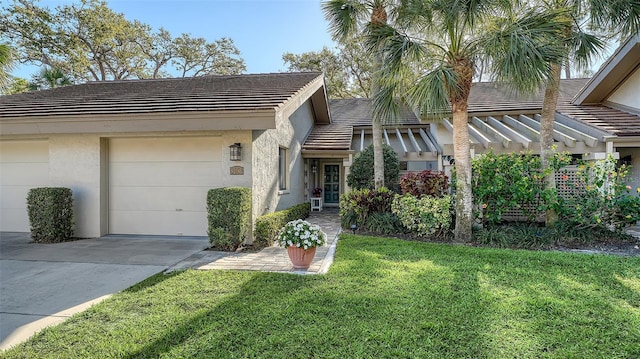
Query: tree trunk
540 62 561 227
372 120 385 189
450 58 474 242
452 101 473 242
370 4 387 190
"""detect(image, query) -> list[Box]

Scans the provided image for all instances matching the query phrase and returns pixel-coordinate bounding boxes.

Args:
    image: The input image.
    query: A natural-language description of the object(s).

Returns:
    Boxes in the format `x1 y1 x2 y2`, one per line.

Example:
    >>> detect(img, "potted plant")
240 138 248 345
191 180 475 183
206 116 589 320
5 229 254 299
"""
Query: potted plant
312 187 323 197
277 219 327 269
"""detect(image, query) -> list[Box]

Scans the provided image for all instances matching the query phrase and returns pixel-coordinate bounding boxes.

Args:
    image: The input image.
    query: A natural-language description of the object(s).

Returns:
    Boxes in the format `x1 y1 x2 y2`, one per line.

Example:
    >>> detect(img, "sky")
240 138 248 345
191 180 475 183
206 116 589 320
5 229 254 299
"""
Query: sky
12 0 338 79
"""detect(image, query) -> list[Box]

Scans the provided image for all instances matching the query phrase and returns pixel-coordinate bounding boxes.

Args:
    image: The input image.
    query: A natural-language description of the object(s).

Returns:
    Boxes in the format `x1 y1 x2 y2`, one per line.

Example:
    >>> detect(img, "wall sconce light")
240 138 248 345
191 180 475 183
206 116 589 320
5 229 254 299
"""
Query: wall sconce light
311 160 318 174
229 143 242 161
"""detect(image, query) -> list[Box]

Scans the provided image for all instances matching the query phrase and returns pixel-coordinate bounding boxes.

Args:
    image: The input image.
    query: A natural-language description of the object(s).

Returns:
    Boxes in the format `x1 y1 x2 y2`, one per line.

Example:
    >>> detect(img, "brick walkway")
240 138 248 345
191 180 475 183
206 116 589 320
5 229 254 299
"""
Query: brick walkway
167 208 342 274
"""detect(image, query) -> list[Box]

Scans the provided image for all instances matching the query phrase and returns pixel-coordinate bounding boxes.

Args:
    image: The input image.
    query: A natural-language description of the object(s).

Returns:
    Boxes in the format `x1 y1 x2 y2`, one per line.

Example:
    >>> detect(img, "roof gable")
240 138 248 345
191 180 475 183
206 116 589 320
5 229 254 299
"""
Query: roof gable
573 33 640 105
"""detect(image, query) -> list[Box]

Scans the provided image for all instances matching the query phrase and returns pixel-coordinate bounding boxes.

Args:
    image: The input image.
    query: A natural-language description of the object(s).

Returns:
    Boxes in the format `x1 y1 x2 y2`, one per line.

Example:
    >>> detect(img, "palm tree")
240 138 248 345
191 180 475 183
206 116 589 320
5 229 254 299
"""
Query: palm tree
323 0 391 190
31 67 73 90
371 0 565 241
0 43 15 92
534 0 640 226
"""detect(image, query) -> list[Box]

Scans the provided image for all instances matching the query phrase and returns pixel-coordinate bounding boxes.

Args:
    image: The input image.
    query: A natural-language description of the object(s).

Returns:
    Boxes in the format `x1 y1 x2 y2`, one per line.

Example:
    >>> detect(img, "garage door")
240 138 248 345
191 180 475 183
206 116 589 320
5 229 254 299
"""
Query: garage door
109 137 221 236
0 140 50 232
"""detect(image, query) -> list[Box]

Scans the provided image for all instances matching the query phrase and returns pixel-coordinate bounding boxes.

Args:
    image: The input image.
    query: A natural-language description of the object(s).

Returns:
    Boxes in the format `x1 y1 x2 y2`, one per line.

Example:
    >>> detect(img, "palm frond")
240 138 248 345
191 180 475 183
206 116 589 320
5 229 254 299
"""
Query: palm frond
589 0 640 38
569 30 605 71
322 0 367 41
393 0 433 30
372 82 402 124
408 66 457 117
482 7 568 94
369 23 425 123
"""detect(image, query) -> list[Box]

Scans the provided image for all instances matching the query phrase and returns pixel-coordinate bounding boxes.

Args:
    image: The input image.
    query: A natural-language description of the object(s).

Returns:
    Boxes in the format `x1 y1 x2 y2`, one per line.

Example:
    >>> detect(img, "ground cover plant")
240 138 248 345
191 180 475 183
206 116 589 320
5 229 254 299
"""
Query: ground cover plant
4 235 639 358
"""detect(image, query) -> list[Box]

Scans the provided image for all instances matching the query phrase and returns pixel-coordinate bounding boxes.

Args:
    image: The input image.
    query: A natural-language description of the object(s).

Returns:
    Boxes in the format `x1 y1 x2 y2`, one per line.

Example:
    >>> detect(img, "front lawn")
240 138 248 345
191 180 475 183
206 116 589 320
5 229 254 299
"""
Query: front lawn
4 235 639 358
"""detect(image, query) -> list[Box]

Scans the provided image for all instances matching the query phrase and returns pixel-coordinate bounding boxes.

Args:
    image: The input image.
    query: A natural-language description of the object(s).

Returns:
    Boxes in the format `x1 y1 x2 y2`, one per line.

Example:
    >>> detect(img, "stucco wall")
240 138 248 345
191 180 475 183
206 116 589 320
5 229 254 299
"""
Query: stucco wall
252 100 315 228
619 147 640 197
0 139 51 232
49 135 104 238
608 67 640 110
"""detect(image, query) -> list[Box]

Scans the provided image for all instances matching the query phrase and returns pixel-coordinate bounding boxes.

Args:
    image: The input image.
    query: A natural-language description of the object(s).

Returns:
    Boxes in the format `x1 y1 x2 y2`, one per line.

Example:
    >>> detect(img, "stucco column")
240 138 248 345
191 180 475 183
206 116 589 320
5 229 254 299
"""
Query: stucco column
343 155 352 193
48 135 104 238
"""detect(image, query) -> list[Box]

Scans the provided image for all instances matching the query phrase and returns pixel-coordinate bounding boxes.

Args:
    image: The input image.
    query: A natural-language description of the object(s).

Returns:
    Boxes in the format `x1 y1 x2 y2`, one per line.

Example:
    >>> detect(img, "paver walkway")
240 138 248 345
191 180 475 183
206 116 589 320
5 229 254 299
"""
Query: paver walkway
168 208 342 274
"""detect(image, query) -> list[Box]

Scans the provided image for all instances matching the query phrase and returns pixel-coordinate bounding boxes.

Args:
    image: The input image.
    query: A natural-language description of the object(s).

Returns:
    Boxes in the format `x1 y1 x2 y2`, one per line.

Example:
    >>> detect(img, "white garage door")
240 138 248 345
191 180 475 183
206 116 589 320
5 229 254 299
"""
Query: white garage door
0 140 50 232
109 137 222 236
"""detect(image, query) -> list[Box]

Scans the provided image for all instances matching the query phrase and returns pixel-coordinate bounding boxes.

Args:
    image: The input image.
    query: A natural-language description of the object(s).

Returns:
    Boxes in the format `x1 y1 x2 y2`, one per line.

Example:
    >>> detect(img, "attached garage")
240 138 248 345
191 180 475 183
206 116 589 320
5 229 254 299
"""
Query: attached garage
0 140 50 232
109 137 222 236
1 72 328 238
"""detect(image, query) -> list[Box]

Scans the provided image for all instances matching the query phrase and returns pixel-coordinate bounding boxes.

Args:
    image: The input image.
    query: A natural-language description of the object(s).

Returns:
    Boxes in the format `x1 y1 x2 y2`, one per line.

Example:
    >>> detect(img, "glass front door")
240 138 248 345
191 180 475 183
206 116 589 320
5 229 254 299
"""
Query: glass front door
323 164 340 204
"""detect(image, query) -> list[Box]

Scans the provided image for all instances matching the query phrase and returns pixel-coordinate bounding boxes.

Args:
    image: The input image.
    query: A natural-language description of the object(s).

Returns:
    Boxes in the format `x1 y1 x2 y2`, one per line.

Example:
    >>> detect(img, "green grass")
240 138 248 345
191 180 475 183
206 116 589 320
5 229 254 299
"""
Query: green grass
4 235 639 358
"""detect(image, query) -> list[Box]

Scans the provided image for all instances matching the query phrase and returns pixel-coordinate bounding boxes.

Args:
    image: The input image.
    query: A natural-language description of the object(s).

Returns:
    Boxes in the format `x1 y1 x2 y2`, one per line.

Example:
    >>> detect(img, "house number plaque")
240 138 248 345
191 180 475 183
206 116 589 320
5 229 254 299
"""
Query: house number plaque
230 166 244 175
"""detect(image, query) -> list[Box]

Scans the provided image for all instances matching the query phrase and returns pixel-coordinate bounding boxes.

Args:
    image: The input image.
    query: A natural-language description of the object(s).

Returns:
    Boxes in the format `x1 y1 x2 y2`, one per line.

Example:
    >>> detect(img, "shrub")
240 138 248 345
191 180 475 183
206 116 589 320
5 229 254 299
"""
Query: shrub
347 144 400 190
339 187 396 229
253 202 310 249
473 223 555 249
207 187 251 251
364 212 404 235
392 194 452 238
400 170 449 198
27 187 74 243
472 221 636 249
558 156 640 231
472 150 571 225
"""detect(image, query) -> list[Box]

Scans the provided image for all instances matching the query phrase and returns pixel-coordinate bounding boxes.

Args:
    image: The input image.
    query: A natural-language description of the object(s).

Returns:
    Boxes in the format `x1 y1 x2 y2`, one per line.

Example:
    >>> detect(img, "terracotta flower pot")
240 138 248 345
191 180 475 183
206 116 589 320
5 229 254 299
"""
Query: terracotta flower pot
286 246 317 269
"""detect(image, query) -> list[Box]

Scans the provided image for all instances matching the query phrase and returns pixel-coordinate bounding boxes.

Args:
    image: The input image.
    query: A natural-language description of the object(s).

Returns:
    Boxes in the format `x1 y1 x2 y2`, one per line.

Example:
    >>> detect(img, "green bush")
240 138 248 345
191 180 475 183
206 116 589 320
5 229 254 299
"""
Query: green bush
392 194 452 238
207 187 251 251
400 170 449 198
558 156 640 232
472 221 636 249
364 212 404 235
339 187 397 229
472 150 571 225
347 144 400 190
253 202 310 249
27 187 74 243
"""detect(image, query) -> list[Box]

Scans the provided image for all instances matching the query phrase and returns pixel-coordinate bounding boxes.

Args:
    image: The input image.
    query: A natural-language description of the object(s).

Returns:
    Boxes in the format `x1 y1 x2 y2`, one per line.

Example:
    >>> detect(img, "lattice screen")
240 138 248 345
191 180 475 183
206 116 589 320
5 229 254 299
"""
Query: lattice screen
500 166 585 222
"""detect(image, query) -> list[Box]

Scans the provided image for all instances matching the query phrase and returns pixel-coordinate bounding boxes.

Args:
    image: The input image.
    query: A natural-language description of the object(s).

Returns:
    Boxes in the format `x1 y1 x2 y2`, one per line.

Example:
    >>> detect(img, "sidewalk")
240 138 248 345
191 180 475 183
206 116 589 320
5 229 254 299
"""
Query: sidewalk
167 208 342 274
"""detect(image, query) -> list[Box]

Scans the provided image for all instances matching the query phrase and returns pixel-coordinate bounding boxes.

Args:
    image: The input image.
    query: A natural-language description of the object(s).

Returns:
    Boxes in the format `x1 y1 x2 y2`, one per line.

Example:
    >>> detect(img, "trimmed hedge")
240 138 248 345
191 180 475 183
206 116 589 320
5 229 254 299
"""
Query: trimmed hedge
253 202 310 249
27 187 74 243
207 187 252 251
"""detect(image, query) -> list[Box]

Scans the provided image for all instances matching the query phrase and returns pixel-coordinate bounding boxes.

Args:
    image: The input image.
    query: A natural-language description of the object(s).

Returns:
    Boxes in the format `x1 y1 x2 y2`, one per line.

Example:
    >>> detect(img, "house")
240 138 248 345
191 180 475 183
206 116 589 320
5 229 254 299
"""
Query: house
315 34 640 195
0 72 330 238
302 98 438 207
2 34 638 240
569 32 640 192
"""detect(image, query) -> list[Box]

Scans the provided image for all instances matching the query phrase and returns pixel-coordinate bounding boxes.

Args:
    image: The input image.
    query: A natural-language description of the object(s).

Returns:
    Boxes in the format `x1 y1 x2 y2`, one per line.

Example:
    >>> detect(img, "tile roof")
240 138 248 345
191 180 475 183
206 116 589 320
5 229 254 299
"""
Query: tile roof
302 98 421 151
555 103 640 137
467 79 588 114
468 79 640 136
0 72 323 118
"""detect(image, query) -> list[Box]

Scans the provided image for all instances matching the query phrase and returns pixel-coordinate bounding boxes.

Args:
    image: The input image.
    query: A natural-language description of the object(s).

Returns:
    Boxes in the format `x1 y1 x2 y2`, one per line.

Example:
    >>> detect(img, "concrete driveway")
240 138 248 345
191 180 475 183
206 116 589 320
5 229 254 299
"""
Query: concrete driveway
0 232 209 350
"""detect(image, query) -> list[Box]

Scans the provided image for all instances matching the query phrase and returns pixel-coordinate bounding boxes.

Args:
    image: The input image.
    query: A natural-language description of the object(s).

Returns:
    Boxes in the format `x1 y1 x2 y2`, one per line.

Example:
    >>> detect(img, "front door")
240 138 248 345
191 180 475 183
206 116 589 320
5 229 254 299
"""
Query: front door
323 164 340 205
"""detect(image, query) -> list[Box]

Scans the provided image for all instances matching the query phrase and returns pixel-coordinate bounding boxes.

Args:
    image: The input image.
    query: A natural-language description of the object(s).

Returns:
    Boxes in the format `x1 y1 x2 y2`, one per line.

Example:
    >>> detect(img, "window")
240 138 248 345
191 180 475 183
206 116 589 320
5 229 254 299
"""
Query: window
278 147 287 191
